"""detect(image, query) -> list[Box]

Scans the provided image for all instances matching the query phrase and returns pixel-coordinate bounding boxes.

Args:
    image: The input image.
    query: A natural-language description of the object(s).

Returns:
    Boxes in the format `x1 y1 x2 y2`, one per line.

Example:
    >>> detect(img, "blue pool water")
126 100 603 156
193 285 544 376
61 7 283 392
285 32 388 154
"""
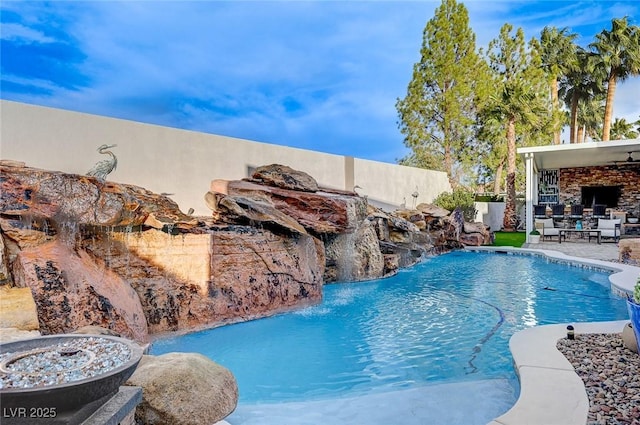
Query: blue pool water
151 251 629 424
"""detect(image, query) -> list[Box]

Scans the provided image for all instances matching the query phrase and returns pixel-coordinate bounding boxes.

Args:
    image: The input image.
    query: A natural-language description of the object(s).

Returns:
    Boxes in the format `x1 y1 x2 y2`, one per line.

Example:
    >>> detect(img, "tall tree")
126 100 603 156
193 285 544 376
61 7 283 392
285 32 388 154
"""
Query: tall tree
589 17 640 141
610 117 639 139
396 0 490 187
485 24 548 231
539 26 578 145
576 95 605 142
559 48 604 143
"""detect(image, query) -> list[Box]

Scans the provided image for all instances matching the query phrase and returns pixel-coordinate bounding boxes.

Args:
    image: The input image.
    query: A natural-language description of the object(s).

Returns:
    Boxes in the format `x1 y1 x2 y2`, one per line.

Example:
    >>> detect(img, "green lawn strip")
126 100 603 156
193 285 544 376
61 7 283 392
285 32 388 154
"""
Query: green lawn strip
492 231 526 247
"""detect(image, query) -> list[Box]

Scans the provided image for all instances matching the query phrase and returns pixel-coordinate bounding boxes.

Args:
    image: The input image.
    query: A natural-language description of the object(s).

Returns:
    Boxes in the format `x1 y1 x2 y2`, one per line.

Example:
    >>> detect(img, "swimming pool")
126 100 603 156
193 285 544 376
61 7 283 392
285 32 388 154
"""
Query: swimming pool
151 251 629 424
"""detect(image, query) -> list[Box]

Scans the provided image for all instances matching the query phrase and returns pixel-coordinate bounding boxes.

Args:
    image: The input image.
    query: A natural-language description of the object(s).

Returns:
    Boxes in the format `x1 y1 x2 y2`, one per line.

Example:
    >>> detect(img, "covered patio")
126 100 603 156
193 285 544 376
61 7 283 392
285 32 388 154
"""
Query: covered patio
518 139 640 243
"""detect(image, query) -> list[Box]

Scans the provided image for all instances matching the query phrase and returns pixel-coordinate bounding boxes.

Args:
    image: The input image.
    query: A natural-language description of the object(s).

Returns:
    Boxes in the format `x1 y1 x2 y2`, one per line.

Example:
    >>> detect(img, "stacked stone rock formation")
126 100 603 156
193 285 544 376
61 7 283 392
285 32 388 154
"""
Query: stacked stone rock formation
0 161 491 342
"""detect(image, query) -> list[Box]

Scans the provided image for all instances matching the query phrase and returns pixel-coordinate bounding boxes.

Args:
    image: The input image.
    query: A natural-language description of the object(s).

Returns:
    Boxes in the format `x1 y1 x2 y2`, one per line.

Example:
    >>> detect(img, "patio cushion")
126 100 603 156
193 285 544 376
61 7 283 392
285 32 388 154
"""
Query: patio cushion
597 218 619 229
535 218 554 228
535 218 559 236
597 218 620 239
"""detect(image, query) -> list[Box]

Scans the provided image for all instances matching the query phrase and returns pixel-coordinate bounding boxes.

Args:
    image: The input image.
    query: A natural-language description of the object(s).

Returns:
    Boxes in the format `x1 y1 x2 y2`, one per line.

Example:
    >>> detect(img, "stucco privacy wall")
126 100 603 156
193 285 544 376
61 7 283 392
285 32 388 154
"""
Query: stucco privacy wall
1 100 451 215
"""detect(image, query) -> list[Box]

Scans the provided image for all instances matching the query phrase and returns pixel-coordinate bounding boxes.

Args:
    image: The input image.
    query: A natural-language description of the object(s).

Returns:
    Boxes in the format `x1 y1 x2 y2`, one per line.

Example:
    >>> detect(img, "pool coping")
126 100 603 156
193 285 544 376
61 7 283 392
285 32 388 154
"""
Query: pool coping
466 246 639 425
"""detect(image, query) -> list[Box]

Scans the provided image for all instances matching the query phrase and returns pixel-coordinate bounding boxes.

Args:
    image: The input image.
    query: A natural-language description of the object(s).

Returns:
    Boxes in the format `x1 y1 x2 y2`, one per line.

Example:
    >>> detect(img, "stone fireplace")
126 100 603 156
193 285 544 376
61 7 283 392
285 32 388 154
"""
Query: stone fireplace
558 165 640 216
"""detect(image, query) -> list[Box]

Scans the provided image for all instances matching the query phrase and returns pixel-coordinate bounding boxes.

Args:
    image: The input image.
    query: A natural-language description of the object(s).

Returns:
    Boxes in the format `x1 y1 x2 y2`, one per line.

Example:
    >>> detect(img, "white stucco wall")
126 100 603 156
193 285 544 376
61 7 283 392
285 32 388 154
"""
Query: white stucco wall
353 158 450 210
1 100 451 215
474 202 506 231
475 201 526 231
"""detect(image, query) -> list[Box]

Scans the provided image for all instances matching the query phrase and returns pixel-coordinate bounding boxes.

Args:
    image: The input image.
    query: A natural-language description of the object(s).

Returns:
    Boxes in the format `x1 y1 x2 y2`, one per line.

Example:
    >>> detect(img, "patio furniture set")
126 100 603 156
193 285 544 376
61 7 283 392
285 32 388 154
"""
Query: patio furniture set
533 203 623 244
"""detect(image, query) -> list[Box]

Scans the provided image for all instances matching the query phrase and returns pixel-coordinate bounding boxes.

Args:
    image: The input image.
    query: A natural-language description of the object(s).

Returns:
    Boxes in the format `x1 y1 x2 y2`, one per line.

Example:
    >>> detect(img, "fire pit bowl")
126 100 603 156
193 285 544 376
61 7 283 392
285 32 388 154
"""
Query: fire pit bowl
0 334 143 424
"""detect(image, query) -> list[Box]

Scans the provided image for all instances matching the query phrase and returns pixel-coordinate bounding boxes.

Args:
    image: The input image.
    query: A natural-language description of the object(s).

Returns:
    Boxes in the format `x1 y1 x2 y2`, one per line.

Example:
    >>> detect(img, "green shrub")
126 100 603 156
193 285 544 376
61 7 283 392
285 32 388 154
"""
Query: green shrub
433 189 477 222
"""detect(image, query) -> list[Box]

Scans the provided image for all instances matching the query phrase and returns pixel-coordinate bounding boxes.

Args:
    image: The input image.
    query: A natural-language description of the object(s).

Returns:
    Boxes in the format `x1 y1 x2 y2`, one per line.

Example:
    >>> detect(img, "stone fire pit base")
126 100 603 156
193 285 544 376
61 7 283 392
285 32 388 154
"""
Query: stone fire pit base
81 386 141 425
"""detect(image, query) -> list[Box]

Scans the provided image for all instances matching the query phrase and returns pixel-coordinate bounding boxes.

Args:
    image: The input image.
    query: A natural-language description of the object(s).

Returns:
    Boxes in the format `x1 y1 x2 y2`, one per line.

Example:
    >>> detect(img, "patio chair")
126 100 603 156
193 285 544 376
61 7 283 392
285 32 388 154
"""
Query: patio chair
595 218 621 242
568 204 584 227
551 203 566 225
592 204 607 219
533 205 548 219
534 218 560 241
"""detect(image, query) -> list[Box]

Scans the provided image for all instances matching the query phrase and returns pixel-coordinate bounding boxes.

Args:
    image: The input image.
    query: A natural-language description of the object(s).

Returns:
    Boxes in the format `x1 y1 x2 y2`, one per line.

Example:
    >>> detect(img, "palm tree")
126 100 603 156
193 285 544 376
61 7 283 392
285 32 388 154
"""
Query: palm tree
589 17 640 141
610 118 639 140
540 26 578 144
576 96 605 142
486 24 548 231
559 48 604 143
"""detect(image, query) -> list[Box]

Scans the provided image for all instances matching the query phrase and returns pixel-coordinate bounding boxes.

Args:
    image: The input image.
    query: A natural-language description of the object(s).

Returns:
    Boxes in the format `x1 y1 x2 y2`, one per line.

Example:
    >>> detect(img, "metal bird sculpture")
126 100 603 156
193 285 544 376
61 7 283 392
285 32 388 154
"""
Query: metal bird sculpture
87 144 118 180
411 186 419 208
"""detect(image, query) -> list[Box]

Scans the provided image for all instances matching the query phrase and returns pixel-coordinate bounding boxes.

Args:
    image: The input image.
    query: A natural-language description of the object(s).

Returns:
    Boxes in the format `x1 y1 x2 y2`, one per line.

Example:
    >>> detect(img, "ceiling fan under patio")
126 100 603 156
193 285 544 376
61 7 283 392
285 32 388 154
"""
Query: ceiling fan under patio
612 151 640 166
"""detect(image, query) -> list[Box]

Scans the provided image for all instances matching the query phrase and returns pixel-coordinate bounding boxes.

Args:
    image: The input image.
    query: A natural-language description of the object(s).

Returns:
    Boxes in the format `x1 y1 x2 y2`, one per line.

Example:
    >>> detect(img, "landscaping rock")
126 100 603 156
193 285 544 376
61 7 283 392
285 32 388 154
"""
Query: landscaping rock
619 238 640 265
0 327 41 343
416 203 450 218
12 240 149 341
126 352 238 425
205 191 307 235
212 179 366 234
0 286 39 331
250 163 319 192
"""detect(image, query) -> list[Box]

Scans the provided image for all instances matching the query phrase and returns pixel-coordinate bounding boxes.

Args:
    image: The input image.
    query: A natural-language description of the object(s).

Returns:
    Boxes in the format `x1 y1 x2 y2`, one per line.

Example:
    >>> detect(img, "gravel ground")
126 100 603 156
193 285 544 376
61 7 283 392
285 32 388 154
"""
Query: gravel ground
557 334 640 425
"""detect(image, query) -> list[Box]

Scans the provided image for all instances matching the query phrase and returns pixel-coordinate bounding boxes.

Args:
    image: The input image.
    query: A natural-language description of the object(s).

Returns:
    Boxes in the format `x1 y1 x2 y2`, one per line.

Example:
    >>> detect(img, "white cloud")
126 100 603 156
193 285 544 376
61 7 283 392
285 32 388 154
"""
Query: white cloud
0 22 56 44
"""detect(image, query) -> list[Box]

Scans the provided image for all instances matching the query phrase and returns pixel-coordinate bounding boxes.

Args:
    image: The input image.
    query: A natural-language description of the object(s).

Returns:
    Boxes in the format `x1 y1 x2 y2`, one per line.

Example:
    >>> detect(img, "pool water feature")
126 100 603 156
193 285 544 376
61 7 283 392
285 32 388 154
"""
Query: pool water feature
152 251 629 425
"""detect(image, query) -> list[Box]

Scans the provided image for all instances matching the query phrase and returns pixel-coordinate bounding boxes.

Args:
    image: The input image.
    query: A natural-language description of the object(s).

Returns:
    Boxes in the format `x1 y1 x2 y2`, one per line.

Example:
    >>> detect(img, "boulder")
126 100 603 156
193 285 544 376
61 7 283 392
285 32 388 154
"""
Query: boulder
1 218 53 250
205 192 307 235
250 163 319 192
212 179 366 234
0 163 196 230
0 286 39 330
324 220 384 282
126 353 238 425
459 232 487 246
208 225 324 315
619 238 640 264
0 233 10 285
368 215 390 242
0 328 41 343
444 209 465 241
417 203 450 218
387 214 420 234
379 241 426 268
461 222 492 246
383 254 400 275
12 240 149 341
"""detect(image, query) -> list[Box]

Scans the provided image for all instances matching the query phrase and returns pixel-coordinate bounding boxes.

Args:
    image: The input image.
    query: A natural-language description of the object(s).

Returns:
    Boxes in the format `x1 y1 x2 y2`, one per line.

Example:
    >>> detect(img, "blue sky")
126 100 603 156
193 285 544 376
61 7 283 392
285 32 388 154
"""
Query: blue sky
2 1 639 164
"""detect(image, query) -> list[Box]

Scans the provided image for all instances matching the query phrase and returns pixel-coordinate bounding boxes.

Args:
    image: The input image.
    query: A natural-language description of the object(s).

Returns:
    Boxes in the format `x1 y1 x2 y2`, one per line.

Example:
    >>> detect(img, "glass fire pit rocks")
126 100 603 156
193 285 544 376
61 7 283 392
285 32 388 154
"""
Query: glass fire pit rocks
0 335 143 425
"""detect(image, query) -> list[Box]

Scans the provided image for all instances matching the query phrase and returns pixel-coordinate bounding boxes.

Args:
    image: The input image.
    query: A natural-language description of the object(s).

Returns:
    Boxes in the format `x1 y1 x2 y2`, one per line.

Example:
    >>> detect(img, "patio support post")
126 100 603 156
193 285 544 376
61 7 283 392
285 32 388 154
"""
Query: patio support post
524 152 535 242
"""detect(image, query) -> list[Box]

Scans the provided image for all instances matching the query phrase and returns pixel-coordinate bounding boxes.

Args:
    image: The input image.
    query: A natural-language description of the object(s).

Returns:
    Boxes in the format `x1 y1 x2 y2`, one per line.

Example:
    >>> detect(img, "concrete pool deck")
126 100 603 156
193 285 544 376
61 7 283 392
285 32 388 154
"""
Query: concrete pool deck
468 245 639 425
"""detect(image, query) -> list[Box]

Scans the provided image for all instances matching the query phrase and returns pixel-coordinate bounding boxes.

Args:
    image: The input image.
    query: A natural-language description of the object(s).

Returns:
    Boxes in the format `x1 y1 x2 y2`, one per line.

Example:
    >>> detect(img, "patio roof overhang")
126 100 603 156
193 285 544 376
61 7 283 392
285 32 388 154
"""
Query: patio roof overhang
517 138 640 170
517 138 640 242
